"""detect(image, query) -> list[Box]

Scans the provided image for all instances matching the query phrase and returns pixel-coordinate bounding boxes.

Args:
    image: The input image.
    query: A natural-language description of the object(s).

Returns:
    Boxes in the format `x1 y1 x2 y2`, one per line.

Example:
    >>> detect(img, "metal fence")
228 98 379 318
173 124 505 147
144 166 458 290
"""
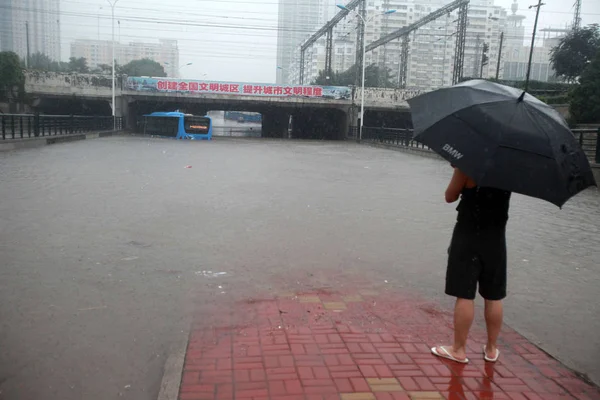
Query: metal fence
354 126 600 164
355 126 431 151
1 114 125 140
573 128 600 164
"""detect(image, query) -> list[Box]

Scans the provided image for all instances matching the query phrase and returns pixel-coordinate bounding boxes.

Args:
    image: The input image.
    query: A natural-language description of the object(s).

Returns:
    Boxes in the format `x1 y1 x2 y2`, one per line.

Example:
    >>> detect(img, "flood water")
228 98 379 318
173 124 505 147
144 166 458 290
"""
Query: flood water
0 137 598 399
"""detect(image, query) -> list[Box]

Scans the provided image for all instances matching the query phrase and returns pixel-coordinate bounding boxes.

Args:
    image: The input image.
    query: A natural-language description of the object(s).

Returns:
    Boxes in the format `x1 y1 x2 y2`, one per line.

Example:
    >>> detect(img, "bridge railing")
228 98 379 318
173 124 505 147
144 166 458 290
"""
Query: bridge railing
356 126 600 165
572 128 600 164
360 126 430 151
1 115 124 140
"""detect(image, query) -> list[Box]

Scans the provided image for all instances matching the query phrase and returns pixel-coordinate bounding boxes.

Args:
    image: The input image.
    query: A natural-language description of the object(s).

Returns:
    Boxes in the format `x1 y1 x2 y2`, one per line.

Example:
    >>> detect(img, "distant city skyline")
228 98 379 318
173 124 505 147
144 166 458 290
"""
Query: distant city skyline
0 0 61 62
4 0 598 83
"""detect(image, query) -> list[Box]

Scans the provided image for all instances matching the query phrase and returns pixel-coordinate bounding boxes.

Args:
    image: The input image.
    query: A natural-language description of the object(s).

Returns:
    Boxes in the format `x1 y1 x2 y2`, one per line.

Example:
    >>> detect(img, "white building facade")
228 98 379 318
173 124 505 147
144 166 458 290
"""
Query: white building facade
0 0 61 62
501 1 557 82
70 39 180 77
287 0 510 89
276 0 340 84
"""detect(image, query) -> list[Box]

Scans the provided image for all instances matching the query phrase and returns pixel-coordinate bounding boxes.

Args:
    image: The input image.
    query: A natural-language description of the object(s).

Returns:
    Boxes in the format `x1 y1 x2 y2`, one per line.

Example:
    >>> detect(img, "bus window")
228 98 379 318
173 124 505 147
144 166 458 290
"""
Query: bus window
184 116 211 134
145 116 178 137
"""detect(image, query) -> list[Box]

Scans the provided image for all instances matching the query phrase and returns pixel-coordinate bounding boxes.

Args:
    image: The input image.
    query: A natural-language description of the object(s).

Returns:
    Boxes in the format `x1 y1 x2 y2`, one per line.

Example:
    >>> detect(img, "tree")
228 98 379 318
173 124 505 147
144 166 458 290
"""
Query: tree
119 58 166 77
0 51 25 100
68 57 89 73
312 64 395 88
29 52 54 71
550 24 600 82
569 50 600 124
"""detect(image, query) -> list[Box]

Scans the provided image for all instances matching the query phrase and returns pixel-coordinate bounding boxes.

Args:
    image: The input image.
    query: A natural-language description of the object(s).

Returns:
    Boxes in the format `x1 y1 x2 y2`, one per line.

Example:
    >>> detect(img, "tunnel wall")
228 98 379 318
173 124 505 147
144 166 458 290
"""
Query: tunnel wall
364 110 413 129
126 98 350 140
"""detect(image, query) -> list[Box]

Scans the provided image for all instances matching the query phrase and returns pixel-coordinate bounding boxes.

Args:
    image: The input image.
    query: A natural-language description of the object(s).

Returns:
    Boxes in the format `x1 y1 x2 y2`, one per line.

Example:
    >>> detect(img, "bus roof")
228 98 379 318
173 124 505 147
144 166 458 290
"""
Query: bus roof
144 111 185 118
144 112 211 119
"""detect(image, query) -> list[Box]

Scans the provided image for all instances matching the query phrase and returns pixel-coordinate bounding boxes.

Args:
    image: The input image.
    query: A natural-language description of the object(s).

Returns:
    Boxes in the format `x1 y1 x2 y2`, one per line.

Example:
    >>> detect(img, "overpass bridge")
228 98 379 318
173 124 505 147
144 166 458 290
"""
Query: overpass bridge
22 71 422 139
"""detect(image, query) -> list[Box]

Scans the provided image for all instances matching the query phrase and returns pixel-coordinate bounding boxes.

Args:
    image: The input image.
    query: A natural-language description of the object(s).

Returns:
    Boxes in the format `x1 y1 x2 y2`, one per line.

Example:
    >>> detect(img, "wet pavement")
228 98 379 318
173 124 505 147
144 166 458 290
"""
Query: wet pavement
181 282 600 399
0 136 598 400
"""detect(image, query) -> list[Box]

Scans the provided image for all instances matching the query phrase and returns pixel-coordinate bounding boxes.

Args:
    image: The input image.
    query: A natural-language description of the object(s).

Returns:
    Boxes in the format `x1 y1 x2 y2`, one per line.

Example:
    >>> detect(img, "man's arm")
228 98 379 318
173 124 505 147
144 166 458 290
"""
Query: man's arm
445 168 468 203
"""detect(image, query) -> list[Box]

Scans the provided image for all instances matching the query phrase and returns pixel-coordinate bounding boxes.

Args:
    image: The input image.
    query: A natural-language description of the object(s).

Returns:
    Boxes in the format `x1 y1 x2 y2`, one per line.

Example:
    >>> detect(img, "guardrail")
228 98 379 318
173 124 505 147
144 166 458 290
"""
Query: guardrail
0 114 124 140
573 128 600 164
357 126 431 151
355 126 600 164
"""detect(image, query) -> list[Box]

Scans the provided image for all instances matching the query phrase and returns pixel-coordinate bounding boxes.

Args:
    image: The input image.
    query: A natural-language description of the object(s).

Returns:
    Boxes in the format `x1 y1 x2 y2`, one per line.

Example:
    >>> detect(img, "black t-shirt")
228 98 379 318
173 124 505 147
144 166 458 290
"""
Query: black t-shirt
456 187 511 229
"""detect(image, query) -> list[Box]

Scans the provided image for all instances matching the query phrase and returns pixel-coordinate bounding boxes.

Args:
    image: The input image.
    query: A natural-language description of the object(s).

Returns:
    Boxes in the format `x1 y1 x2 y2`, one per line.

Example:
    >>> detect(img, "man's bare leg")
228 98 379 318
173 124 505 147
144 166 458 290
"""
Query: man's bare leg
484 299 503 359
433 298 474 361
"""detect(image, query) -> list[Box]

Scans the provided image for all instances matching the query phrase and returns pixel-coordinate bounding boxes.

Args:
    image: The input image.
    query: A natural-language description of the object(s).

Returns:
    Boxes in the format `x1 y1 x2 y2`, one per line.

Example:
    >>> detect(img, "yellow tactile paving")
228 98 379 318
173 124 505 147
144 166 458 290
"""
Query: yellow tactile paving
323 301 347 310
340 393 377 400
298 295 321 303
367 377 404 392
409 392 444 399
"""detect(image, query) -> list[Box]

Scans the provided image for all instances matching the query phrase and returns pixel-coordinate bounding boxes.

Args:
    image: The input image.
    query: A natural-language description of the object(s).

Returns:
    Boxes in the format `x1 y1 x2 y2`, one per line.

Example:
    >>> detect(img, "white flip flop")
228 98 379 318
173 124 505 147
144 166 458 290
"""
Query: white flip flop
483 345 500 362
431 346 469 364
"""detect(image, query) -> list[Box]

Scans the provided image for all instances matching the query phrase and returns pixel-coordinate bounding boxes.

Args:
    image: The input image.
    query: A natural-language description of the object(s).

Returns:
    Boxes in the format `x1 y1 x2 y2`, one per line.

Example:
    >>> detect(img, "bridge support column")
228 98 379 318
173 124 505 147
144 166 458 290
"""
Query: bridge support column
262 110 290 139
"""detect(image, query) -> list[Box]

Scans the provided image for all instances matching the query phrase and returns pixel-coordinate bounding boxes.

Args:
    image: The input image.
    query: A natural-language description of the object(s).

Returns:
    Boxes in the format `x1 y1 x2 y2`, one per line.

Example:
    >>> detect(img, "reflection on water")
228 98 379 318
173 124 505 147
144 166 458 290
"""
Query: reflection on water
207 110 262 137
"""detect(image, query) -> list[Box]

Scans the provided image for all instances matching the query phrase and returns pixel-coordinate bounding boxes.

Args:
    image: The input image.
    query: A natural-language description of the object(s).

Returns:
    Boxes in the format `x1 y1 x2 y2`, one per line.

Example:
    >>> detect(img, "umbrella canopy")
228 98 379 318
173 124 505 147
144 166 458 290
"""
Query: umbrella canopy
407 79 596 207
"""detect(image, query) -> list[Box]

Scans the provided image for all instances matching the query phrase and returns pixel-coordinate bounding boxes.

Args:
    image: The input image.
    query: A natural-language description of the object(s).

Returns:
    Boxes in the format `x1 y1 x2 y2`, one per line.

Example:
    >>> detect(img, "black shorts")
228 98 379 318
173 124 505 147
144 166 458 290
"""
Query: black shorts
445 223 507 301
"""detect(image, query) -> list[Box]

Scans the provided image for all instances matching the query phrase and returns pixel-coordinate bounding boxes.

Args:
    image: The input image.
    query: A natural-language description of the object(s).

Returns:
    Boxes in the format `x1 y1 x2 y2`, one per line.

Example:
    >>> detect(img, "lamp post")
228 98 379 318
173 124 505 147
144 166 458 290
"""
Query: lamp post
97 7 103 40
525 0 545 92
165 62 193 77
337 4 396 142
107 0 119 131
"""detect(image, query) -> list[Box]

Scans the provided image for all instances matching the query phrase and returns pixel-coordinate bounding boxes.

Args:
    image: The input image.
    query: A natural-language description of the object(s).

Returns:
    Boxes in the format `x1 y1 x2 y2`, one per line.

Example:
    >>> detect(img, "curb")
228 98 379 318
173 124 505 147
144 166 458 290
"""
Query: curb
0 130 122 152
156 322 191 400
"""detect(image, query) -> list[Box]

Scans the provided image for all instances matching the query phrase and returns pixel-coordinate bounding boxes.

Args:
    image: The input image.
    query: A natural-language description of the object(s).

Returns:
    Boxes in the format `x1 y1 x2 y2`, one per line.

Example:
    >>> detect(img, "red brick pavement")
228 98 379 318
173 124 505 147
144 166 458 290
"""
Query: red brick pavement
179 287 599 400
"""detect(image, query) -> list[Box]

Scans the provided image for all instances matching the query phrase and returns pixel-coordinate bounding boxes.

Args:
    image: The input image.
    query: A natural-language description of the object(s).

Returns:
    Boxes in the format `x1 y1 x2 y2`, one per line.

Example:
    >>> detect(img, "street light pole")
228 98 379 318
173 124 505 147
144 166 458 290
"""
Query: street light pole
107 0 119 131
496 31 504 80
525 0 545 92
337 5 396 142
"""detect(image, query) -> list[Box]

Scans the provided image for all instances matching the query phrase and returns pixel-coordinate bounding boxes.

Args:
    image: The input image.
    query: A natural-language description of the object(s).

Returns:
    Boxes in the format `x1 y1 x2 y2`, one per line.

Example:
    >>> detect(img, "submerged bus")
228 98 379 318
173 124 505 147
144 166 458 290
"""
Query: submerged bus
143 111 212 140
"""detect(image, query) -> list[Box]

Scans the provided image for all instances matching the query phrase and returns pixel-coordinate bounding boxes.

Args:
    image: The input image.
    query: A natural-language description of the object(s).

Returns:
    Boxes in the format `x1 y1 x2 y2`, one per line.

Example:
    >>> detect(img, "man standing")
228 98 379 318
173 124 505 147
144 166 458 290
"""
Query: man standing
431 167 511 363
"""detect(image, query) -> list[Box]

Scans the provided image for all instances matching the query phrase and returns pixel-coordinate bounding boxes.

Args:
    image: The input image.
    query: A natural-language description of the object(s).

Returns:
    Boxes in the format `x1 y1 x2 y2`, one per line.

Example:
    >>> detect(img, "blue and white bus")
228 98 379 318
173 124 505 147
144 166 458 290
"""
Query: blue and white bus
143 111 212 140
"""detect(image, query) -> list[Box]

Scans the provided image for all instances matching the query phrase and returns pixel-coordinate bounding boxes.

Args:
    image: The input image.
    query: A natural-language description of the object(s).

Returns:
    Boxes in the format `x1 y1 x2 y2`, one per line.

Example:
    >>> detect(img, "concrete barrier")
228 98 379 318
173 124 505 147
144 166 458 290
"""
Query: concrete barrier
0 130 122 152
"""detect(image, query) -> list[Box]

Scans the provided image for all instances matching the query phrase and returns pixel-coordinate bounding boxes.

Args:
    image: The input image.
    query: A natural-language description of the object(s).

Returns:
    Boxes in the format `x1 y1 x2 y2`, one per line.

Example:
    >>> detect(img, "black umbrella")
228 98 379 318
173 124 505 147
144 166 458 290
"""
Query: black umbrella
407 79 597 207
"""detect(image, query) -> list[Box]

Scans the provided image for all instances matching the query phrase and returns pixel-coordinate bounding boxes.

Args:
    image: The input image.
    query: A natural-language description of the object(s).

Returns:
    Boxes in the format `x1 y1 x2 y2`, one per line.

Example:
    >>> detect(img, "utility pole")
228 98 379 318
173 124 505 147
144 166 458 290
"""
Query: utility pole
495 31 504 80
525 0 545 92
473 34 482 78
25 22 30 68
572 0 581 30
480 42 489 78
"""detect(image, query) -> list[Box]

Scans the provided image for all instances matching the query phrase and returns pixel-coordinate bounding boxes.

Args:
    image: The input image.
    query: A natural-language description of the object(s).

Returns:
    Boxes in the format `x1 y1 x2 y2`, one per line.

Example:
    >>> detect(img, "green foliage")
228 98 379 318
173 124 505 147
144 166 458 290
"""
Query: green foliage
68 57 89 73
28 52 69 72
550 24 600 82
569 50 600 124
0 51 25 100
119 58 166 77
312 64 395 88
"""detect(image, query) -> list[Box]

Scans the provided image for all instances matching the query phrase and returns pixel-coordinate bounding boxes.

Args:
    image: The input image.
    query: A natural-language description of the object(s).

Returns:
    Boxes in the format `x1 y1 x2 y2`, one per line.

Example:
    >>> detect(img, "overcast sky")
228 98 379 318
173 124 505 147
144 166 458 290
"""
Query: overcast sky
60 0 600 83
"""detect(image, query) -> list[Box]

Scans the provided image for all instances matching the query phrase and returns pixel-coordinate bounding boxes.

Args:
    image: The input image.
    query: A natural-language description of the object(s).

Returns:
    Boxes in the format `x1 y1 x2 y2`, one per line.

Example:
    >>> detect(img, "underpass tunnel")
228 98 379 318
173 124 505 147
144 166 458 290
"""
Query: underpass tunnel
32 97 112 116
290 108 348 140
363 110 413 129
128 100 349 140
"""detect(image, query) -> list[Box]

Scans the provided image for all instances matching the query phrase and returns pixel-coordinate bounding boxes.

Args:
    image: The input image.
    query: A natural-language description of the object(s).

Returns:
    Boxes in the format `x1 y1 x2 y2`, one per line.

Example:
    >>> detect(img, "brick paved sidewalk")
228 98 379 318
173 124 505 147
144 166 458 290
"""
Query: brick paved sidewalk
179 287 599 400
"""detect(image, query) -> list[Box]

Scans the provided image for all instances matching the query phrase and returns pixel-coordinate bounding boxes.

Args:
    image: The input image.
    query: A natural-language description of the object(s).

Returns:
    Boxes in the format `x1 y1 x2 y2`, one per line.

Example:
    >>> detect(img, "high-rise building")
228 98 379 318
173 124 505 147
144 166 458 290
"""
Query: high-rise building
276 0 337 84
0 0 61 62
70 39 180 77
501 1 556 82
288 0 509 90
